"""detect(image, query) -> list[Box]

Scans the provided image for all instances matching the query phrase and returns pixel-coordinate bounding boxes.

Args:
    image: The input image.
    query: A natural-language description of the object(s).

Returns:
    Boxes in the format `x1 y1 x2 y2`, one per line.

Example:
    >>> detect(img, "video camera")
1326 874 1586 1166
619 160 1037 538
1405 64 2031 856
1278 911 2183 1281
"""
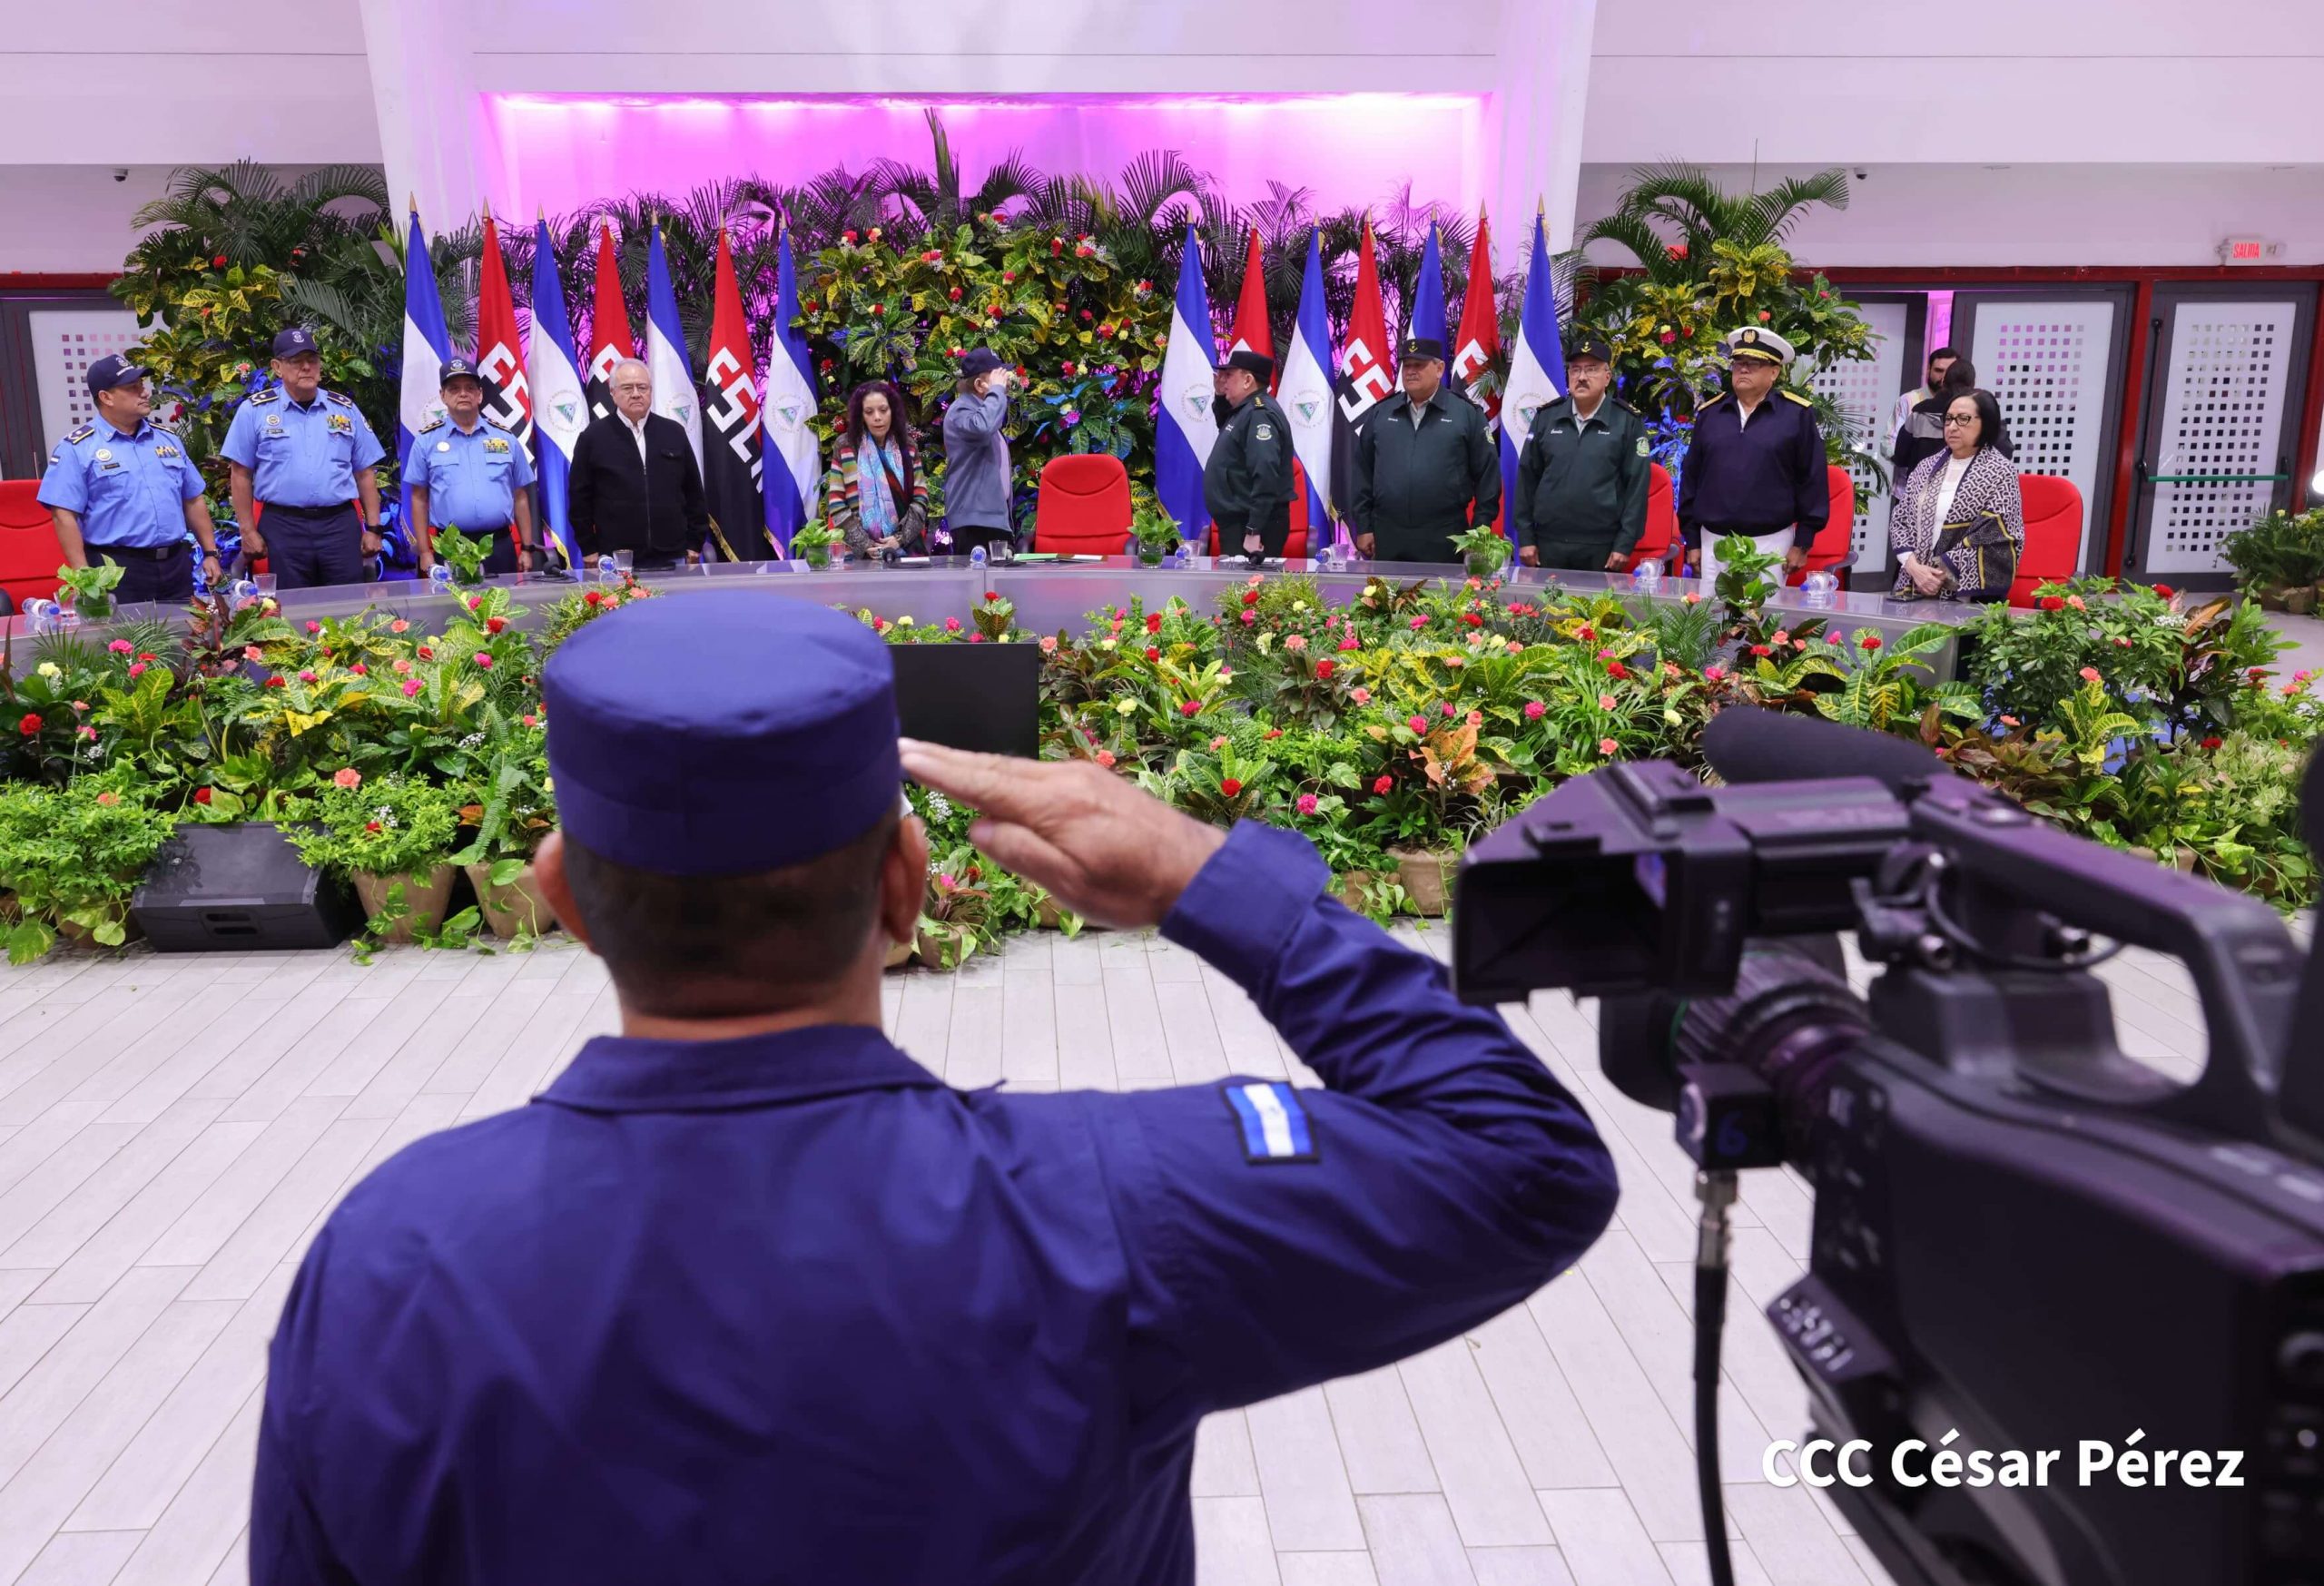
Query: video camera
1452 708 2324 1586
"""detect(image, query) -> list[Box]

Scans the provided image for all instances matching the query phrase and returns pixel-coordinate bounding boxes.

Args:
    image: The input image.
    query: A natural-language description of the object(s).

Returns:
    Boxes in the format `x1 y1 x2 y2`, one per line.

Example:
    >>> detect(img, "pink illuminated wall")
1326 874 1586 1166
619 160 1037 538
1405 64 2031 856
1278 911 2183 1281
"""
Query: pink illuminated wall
484 93 1486 220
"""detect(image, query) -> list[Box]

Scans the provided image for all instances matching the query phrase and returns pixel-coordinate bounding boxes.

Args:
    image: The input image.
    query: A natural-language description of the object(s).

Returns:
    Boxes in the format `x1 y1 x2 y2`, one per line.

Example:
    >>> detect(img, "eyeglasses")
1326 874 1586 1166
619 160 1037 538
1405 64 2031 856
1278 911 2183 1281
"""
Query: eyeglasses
1942 414 1979 427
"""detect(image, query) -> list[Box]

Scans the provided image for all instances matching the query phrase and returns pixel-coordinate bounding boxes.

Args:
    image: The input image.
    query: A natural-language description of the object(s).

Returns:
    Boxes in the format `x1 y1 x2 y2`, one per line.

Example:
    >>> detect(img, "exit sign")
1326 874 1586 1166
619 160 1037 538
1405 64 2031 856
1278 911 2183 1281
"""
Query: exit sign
2220 235 2279 264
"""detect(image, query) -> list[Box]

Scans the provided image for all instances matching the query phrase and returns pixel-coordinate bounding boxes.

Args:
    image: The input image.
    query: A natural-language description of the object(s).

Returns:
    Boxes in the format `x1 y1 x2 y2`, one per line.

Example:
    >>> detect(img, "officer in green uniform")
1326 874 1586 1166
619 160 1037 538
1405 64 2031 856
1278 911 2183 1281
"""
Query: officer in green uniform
1203 349 1297 566
1351 336 1500 565
1512 335 1651 572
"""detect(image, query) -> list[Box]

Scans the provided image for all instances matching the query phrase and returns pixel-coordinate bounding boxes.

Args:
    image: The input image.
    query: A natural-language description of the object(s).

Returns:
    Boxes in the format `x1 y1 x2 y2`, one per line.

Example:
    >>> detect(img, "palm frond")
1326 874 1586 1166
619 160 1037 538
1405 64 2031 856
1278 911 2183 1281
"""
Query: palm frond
1741 170 1850 246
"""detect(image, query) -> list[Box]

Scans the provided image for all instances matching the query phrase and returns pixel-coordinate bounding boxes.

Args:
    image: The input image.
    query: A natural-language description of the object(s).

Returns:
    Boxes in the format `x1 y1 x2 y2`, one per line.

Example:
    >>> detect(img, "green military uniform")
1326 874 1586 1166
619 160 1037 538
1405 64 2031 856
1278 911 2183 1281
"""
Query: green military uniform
1513 395 1652 570
1205 390 1297 558
1352 388 1501 564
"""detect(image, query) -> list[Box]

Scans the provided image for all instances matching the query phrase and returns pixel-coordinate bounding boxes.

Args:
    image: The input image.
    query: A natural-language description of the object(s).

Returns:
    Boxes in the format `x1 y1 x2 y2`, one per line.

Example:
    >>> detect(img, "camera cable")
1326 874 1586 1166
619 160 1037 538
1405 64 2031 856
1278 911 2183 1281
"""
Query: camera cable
1693 1170 1740 1586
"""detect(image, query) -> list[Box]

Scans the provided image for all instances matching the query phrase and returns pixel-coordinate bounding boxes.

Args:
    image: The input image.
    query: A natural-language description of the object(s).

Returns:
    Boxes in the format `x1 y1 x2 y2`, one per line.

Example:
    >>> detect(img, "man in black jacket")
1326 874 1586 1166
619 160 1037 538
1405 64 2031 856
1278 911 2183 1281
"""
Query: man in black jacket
1512 336 1651 571
567 358 709 569
1204 349 1296 565
1352 337 1499 564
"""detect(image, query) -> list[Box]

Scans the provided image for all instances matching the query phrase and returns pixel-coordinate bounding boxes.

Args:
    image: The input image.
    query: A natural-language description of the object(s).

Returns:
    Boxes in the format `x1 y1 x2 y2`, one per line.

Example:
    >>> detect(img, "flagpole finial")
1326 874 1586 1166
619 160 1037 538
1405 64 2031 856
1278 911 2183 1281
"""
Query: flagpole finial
409 192 418 214
537 203 547 221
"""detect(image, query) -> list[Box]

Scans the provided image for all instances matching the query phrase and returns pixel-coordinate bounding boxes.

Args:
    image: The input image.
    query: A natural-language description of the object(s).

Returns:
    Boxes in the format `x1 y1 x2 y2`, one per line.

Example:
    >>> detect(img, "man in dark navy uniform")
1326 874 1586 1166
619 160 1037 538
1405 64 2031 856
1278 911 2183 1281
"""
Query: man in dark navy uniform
1205 348 1297 565
1678 325 1830 584
251 591 1618 1586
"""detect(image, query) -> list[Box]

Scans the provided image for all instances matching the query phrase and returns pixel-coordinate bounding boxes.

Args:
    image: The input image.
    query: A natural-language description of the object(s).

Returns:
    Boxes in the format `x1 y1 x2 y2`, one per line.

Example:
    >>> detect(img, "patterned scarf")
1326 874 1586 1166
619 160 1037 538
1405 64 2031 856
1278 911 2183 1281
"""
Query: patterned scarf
855 438 902 538
1890 446 2024 601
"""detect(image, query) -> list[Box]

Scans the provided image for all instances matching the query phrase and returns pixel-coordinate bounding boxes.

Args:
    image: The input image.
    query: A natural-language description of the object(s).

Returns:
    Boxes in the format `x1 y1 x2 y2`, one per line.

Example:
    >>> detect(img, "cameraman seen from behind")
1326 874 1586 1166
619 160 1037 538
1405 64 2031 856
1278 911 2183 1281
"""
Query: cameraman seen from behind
1206 348 1297 565
1512 335 1651 572
251 591 1618 1586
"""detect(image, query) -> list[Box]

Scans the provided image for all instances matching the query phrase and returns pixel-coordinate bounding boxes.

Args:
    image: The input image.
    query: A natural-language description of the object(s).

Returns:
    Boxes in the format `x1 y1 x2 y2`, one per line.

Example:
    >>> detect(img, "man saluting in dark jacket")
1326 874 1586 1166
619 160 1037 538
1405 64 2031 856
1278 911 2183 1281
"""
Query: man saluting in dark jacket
1352 336 1500 564
566 356 710 569
1204 349 1297 566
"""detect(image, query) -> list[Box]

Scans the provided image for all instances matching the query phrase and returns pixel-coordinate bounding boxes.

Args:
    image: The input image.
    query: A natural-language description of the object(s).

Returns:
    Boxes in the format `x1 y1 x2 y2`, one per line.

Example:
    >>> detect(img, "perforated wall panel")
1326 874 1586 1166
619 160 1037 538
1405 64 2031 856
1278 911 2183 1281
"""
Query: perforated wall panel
2143 300 2298 574
29 308 145 460
1808 300 1907 577
1969 300 2116 566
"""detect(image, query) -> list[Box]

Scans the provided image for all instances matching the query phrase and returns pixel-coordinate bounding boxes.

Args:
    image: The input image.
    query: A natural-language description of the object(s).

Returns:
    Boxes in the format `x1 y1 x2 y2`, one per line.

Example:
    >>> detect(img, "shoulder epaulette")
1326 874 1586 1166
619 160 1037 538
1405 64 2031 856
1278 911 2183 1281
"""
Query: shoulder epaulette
1779 389 1815 408
1612 398 1639 415
1698 392 1728 409
417 417 446 434
63 424 94 445
151 419 179 436
248 389 281 405
485 417 520 435
325 389 355 407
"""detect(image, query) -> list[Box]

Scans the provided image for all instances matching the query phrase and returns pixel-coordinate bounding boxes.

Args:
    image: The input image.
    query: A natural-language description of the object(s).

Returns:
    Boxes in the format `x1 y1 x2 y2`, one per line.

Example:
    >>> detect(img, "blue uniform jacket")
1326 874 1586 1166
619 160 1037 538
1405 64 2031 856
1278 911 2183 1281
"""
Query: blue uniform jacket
251 823 1620 1584
1676 389 1830 549
404 416 537 533
35 418 203 549
222 389 386 508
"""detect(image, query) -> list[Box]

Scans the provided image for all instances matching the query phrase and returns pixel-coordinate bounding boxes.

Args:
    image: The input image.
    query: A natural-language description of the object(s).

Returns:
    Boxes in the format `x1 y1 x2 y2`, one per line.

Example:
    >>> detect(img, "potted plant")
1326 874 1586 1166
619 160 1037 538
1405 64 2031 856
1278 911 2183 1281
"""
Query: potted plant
1368 716 1494 917
790 522 843 569
1450 524 1511 581
915 857 990 970
453 731 556 941
431 525 493 587
0 776 174 961
54 561 128 622
2221 507 2324 612
290 772 461 943
1128 501 1181 567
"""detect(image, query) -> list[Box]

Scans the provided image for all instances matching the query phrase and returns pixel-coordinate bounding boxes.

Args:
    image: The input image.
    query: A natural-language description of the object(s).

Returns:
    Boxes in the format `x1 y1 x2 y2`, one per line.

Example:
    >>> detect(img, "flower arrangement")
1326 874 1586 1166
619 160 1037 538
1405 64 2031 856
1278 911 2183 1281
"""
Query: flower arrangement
789 522 843 568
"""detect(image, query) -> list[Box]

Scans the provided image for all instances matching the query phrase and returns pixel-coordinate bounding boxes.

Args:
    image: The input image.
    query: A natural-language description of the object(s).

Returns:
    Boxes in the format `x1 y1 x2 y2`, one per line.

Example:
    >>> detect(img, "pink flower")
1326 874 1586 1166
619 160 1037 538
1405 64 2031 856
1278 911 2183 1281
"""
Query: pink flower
1441 701 1457 718
1210 734 1229 751
243 645 263 662
1337 635 1359 651
95 791 118 806
1466 710 1482 728
1240 609 1256 626
389 619 409 634
1284 635 1307 653
127 663 146 679
1682 592 1702 606
2079 666 2102 684
297 669 317 683
2067 595 2086 612
305 621 321 635
944 616 962 633
350 662 368 675
2000 714 2021 727
1408 714 1428 733
1039 635 1058 654
522 714 539 728
107 639 133 654
968 633 985 644
1704 665 1728 683
1523 700 1546 720
474 653 494 669
1409 616 1428 631
392 659 413 675
1772 630 1790 645
76 724 96 741
401 678 422 697
1598 693 1617 710
1095 750 1116 768
1247 574 1265 589
1349 687 1371 704
1295 793 1319 816
1599 737 1619 755
333 767 361 789
1180 700 1200 717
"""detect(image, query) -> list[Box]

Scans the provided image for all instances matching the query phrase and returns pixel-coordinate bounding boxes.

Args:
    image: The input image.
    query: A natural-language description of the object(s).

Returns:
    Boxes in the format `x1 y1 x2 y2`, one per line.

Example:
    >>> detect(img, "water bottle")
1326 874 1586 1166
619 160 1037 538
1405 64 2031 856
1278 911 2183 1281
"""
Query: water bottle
1630 560 1663 594
22 599 60 635
229 579 259 606
969 543 988 568
428 563 456 593
1800 569 1840 607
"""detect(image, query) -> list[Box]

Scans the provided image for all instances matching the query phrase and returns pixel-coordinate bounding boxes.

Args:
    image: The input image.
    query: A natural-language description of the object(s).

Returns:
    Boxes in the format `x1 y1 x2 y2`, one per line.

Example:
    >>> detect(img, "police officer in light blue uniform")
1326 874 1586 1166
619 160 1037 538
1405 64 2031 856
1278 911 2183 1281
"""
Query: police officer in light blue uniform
221 327 386 590
252 591 1620 1586
37 354 222 603
404 357 539 578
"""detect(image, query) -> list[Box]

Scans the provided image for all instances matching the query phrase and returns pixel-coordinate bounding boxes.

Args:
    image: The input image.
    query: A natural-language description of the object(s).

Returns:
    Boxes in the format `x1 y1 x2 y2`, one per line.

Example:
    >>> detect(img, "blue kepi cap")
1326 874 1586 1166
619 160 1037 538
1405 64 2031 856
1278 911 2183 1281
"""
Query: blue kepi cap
544 591 901 877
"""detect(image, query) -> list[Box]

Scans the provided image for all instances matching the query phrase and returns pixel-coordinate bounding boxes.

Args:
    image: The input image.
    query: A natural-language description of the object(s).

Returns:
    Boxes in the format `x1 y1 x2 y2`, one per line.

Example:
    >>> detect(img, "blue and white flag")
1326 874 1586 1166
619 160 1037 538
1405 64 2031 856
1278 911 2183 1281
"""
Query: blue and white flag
760 226 820 558
1409 220 1448 349
1156 224 1217 544
1278 231 1336 545
397 208 451 531
645 222 702 473
1502 212 1569 535
527 216 587 566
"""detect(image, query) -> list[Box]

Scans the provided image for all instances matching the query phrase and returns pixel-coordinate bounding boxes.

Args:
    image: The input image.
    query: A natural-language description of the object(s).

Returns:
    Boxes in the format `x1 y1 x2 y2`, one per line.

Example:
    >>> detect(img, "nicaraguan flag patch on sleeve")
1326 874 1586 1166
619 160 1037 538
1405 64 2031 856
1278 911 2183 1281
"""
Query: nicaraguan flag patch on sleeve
1223 1081 1318 1164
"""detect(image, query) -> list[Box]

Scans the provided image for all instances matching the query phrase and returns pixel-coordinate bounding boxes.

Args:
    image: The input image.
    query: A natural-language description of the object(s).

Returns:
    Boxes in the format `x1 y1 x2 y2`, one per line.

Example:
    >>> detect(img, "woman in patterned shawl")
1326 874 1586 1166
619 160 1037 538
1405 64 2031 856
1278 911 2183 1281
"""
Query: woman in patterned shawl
1890 387 2022 603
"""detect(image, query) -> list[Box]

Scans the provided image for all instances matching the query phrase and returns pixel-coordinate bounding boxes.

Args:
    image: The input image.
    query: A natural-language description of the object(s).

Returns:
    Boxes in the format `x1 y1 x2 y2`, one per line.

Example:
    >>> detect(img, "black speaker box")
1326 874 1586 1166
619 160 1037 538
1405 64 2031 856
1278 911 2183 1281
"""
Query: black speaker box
131 822 361 951
889 641 1044 759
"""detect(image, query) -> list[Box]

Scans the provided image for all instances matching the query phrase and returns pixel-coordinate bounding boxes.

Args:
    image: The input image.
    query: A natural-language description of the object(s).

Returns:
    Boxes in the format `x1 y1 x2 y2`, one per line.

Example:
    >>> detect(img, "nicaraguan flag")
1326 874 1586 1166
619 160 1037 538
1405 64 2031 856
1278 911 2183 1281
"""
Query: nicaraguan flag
1156 224 1217 544
398 208 451 532
1409 221 1448 348
1278 231 1335 543
645 222 702 475
1503 212 1569 536
761 227 820 558
527 216 587 566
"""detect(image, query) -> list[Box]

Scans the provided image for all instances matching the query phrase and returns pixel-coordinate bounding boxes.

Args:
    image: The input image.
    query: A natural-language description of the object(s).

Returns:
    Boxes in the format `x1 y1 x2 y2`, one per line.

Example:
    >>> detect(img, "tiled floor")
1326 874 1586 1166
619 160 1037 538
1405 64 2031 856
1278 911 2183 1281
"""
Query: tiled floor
0 913 2243 1584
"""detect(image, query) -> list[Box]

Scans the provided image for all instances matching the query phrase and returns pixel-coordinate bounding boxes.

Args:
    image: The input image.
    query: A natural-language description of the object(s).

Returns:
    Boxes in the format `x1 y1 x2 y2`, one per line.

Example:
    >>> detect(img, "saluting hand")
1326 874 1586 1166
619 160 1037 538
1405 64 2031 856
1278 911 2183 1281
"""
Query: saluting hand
899 739 1226 930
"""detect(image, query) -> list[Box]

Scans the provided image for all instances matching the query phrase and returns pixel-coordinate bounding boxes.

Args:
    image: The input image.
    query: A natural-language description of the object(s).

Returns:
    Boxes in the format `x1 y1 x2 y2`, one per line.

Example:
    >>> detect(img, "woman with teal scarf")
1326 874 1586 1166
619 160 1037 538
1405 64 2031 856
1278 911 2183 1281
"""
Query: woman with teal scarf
824 381 930 557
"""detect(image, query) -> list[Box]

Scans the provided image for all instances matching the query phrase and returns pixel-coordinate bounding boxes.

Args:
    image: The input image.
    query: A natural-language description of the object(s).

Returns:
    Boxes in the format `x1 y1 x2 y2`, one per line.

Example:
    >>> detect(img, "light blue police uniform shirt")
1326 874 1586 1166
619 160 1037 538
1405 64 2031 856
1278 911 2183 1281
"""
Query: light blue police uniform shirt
220 389 386 508
404 418 536 531
36 418 202 549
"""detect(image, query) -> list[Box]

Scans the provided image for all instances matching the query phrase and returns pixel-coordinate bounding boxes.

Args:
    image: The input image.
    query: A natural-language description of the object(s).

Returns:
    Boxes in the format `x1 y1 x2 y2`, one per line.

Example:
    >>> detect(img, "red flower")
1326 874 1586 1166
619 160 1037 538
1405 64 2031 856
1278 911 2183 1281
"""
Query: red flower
1373 774 1393 794
212 253 228 267
418 645 434 660
1861 635 1883 652
365 821 382 833
1146 612 1163 634
1666 243 1688 261
1606 660 1630 680
15 712 39 736
871 303 883 317
1180 700 1200 717
1315 659 1334 679
1241 589 1260 606
2152 583 2176 599
985 591 1002 603
1264 727 1283 740
1051 237 1065 254
1061 360 1077 377
1575 625 1595 643
948 287 962 301
193 786 212 805
486 616 507 634
2039 596 2064 611
1002 270 1017 283
1220 778 1243 797
2201 735 2223 750
583 590 603 606
1460 611 1483 627
264 675 286 688
842 231 858 245
1751 645 1771 657
350 662 368 675
921 249 943 263
1146 646 1160 661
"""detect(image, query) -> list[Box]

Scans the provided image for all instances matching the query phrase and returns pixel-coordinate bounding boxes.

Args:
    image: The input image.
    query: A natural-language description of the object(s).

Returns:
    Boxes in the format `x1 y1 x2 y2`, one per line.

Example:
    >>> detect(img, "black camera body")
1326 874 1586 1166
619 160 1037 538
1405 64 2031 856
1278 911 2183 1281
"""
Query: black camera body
1452 715 2324 1586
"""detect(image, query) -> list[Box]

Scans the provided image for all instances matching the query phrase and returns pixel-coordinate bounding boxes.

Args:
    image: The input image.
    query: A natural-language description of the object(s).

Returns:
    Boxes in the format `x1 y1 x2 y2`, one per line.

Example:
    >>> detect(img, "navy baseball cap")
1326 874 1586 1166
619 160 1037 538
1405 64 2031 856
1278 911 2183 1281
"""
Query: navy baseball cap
959 349 1004 379
1223 349 1274 381
1399 337 1445 364
440 357 482 385
1567 335 1615 366
271 327 320 359
544 592 902 877
85 354 147 395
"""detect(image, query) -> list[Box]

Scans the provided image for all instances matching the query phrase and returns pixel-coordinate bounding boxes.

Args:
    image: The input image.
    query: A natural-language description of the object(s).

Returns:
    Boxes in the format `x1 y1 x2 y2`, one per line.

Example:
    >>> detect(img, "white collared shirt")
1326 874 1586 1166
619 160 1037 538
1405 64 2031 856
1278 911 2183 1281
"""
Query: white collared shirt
1570 396 1607 430
620 411 650 468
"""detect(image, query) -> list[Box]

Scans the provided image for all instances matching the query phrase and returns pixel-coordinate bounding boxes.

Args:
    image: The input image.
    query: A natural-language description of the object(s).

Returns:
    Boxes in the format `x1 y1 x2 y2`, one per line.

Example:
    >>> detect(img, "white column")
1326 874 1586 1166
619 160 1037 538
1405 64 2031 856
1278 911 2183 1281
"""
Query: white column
1487 0 1600 270
358 0 487 231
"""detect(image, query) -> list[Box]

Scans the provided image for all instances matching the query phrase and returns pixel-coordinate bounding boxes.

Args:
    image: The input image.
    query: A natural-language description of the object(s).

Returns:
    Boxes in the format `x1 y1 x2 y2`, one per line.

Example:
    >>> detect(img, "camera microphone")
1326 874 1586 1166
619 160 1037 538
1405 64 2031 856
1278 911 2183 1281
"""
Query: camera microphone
1702 706 1955 794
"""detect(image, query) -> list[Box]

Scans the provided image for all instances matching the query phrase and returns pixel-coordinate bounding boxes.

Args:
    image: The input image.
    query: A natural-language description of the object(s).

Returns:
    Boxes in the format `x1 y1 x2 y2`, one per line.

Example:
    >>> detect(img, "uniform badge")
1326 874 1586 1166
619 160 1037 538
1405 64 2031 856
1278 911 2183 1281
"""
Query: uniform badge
1636 437 1650 457
1223 1081 1318 1164
437 440 452 452
1254 423 1275 441
327 412 353 434
94 448 112 462
156 445 181 460
484 437 510 453
266 414 283 430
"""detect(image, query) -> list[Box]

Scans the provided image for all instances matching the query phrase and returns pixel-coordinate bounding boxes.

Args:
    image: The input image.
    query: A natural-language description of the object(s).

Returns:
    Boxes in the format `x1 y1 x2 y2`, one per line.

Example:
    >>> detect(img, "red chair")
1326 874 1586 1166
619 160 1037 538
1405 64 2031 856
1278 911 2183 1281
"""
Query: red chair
0 482 64 608
2010 474 2083 607
1207 458 1314 559
1626 463 1679 573
1031 453 1132 555
1788 465 1858 586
